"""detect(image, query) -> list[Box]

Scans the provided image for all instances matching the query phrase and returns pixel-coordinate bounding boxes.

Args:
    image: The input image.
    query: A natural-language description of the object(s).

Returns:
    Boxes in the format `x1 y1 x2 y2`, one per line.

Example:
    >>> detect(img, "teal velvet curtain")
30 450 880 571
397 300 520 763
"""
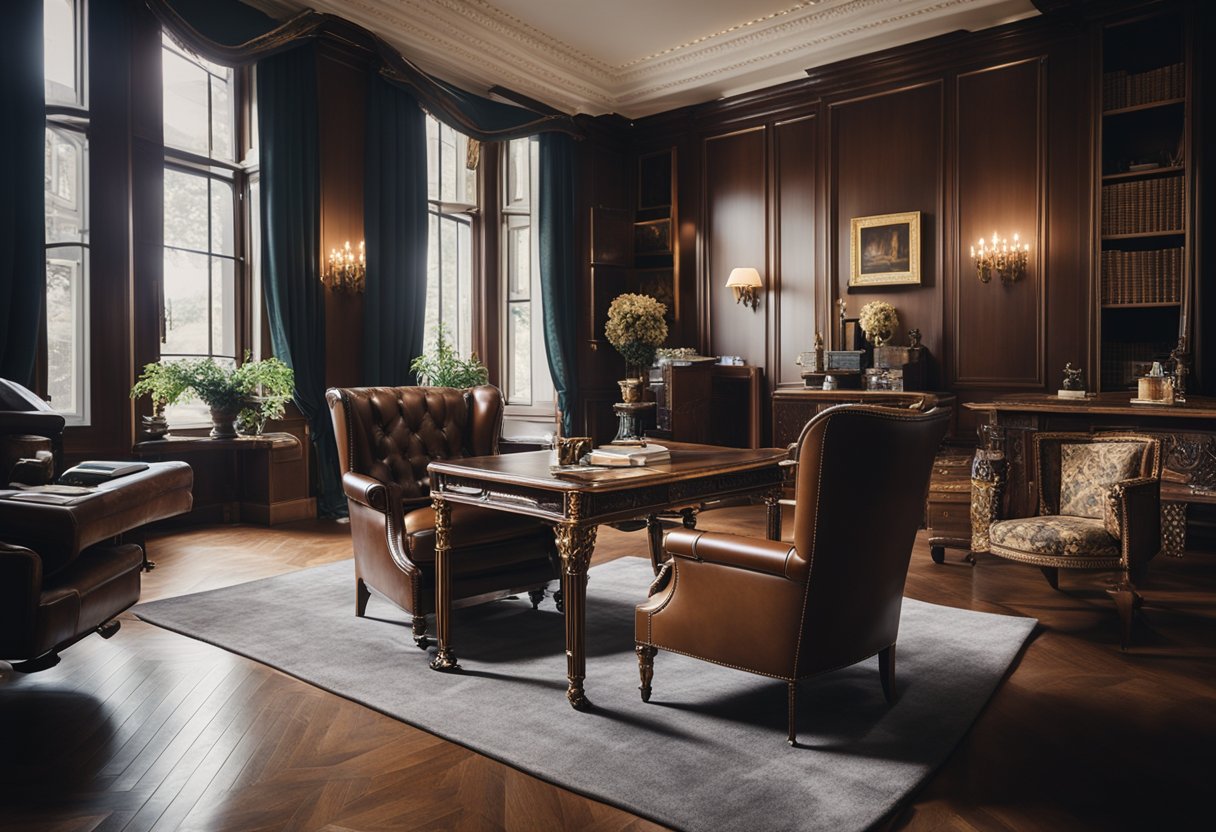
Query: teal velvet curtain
363 74 428 386
258 44 344 517
0 0 46 387
538 133 578 436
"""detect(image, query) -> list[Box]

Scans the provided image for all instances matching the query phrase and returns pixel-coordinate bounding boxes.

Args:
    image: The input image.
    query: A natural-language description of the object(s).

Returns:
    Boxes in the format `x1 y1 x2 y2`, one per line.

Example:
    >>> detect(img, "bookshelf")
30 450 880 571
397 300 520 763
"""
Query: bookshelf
1097 10 1191 391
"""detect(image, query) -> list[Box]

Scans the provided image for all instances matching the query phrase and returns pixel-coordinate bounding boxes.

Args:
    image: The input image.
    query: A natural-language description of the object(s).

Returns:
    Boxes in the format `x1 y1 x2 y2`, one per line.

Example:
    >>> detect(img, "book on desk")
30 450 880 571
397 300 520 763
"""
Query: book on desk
587 444 670 467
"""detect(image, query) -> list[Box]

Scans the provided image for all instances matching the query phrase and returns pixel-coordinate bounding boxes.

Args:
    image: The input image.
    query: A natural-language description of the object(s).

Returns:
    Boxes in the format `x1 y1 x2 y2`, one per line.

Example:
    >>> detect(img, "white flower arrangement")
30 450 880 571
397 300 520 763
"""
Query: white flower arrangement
858 301 899 343
605 293 668 369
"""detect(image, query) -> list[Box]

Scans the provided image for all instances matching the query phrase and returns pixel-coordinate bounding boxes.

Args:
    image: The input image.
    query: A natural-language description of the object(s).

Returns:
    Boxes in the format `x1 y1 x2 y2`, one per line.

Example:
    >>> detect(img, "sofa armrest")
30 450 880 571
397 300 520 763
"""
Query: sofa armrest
0 542 43 654
0 410 66 439
664 529 803 581
1117 477 1161 569
342 472 391 512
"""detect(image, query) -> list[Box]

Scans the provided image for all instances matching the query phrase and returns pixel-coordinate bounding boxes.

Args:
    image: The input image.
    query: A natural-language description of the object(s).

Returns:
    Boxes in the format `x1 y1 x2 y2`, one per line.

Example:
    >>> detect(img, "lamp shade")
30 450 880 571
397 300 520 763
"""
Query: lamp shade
726 267 762 288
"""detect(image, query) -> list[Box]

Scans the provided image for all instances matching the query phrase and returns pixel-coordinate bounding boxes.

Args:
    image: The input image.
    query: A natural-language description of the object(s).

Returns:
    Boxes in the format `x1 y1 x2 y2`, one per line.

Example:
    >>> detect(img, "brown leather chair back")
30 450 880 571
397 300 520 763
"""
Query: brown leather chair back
326 385 504 501
791 405 950 676
1033 432 1160 516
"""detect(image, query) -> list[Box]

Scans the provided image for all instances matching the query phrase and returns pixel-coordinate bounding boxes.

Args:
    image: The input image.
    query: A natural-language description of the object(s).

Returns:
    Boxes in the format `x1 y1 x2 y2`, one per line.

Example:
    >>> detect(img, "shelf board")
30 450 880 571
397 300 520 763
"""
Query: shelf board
1102 97 1185 116
1102 166 1184 182
1101 230 1185 240
1101 302 1181 309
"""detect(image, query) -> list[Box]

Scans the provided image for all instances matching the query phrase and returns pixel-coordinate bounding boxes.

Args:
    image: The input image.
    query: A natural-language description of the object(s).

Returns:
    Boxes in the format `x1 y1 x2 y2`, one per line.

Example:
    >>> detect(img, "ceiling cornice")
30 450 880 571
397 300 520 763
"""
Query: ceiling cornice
248 0 1039 118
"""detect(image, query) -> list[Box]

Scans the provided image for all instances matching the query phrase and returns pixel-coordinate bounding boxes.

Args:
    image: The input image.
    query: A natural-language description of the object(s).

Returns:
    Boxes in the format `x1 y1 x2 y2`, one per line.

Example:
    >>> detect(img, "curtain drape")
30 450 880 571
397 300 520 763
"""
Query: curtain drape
538 133 578 436
0 0 46 387
363 74 429 386
258 44 344 518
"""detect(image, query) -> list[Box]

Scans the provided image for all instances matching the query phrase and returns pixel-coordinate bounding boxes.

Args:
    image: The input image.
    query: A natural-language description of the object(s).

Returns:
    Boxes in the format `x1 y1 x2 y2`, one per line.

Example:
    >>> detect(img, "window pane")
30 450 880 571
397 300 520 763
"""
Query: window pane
45 247 86 416
457 221 472 356
44 0 78 106
164 168 208 251
162 248 210 355
507 139 529 208
210 178 235 255
508 219 530 299
211 258 236 357
249 174 262 358
440 124 458 203
425 213 440 348
426 117 439 201
210 73 234 162
440 217 458 338
45 126 88 244
163 48 210 156
509 302 531 404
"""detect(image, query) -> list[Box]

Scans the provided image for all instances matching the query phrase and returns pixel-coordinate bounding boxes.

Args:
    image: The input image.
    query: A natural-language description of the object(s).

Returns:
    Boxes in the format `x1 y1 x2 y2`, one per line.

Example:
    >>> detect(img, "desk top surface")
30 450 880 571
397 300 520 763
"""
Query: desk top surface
964 393 1216 419
429 441 787 494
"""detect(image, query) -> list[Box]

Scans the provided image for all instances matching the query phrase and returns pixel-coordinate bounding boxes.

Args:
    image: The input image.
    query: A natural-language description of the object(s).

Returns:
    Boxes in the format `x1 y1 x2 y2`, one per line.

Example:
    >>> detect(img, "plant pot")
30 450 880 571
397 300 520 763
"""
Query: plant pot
618 378 643 403
209 406 240 439
141 415 169 439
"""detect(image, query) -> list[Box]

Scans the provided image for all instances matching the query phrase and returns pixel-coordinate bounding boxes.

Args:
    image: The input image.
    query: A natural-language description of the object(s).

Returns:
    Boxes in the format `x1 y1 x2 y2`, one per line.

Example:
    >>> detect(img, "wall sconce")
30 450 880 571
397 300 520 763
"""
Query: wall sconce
323 240 366 293
726 267 763 311
971 231 1029 285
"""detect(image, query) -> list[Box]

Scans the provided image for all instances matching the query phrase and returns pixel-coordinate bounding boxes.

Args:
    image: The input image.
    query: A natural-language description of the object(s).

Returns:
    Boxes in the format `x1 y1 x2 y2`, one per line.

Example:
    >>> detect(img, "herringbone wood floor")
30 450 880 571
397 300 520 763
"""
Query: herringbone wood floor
2 509 1214 831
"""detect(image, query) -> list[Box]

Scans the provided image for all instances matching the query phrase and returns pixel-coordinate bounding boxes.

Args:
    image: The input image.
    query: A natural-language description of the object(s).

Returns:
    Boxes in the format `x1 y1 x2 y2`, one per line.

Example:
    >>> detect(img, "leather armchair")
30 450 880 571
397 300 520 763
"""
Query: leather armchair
635 404 950 745
327 384 558 649
978 432 1161 648
0 378 65 484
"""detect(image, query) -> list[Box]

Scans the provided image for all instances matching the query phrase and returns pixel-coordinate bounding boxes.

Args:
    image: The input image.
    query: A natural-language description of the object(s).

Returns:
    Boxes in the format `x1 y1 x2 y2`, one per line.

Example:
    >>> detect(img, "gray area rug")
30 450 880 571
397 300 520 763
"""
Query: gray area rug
135 558 1036 832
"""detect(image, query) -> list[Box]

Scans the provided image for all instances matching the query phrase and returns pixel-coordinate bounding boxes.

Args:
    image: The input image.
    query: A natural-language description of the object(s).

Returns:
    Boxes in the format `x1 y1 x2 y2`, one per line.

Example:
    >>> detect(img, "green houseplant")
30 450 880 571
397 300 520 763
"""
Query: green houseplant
131 354 294 439
410 323 489 388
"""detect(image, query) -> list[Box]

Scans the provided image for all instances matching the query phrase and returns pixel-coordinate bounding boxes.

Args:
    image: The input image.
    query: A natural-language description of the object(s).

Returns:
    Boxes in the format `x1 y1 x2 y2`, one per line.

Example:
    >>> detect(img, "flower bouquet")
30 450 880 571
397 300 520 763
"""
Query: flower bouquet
858 301 899 346
605 293 668 400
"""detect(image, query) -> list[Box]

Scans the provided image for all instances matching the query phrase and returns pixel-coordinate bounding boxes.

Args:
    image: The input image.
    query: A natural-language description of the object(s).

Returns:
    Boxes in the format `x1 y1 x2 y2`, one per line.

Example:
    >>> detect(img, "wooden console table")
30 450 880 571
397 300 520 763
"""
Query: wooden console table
134 431 316 525
772 388 956 448
426 442 790 710
965 394 1216 555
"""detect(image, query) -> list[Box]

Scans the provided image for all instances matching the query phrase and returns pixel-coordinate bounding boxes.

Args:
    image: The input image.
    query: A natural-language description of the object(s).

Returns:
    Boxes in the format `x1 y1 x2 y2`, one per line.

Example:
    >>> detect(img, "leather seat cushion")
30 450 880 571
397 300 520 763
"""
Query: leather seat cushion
0 461 192 576
990 515 1120 559
403 503 553 568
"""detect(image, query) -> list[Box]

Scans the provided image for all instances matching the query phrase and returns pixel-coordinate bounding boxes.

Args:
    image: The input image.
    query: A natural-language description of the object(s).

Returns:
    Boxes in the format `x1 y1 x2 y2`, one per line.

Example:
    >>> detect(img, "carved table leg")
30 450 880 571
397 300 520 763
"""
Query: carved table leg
636 644 657 702
428 496 459 672
765 488 783 542
555 518 597 710
646 514 664 576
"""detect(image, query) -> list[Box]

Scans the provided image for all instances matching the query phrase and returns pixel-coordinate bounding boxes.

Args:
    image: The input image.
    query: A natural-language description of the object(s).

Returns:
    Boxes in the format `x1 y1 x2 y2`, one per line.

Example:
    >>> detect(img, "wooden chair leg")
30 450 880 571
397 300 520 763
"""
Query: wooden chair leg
412 614 430 650
878 645 896 704
636 644 656 702
528 589 545 610
355 578 371 617
787 681 798 747
1039 566 1060 590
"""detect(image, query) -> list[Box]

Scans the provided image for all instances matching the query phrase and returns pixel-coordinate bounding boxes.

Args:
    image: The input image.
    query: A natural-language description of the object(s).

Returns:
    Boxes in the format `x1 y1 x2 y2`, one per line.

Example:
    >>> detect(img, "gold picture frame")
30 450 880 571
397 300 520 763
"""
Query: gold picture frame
849 211 921 286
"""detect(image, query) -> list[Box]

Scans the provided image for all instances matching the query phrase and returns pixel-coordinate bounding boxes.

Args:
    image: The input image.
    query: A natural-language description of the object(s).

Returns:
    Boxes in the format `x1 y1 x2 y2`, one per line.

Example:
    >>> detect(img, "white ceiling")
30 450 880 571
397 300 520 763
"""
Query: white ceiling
248 0 1040 118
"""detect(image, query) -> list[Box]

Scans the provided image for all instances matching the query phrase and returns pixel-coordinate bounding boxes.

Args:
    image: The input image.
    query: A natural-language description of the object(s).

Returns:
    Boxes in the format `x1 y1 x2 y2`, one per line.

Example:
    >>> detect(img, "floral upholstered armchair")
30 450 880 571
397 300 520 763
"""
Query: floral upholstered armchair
972 432 1161 648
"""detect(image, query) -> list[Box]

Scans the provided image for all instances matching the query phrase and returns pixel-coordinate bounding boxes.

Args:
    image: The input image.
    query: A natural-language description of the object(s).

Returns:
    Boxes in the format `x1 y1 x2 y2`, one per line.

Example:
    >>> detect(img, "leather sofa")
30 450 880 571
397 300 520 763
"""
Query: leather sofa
327 384 558 649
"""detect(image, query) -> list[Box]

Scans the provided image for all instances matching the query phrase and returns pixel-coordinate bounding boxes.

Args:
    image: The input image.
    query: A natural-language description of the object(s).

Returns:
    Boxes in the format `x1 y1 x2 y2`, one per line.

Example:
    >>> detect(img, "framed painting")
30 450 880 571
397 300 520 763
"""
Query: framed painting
849 211 921 286
634 218 672 256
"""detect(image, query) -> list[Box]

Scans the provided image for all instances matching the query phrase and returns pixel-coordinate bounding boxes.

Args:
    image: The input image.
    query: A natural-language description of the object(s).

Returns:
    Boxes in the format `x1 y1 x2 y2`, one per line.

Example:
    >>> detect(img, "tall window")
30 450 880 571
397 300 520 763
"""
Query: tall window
425 115 475 355
161 33 253 424
43 0 90 423
501 137 554 413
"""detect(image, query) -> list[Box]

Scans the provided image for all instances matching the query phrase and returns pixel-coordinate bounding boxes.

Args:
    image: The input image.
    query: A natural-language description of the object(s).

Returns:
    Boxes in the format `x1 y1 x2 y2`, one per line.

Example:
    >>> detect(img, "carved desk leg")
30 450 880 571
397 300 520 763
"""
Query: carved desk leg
428 496 460 672
555 516 597 710
646 514 665 576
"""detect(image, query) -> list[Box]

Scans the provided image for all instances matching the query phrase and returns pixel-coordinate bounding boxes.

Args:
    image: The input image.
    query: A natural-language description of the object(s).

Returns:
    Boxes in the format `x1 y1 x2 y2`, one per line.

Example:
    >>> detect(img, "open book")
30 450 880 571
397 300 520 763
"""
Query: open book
586 444 670 467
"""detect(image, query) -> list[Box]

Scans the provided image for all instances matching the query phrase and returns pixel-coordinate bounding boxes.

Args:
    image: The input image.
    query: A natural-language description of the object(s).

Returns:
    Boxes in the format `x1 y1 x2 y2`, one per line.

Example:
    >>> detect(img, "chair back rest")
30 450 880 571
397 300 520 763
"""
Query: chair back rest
791 404 950 674
1034 432 1160 516
326 385 504 501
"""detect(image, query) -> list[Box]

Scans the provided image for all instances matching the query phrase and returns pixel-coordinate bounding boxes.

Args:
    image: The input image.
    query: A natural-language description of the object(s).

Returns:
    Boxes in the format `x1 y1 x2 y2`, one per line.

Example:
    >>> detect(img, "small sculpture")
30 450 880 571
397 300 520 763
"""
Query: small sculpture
907 328 922 349
1170 336 1189 402
1062 362 1084 391
813 331 825 371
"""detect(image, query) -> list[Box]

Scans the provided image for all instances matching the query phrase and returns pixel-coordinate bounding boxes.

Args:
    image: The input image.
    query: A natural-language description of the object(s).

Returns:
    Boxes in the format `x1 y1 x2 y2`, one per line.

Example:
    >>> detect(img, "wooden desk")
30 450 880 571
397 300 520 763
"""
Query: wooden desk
772 389 957 448
426 442 790 709
966 393 1216 554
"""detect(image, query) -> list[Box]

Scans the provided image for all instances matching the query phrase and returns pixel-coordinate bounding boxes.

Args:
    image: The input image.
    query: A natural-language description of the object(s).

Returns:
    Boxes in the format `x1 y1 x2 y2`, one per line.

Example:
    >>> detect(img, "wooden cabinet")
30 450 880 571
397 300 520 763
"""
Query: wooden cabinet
649 362 763 448
927 451 973 563
771 389 956 449
1097 9 1193 391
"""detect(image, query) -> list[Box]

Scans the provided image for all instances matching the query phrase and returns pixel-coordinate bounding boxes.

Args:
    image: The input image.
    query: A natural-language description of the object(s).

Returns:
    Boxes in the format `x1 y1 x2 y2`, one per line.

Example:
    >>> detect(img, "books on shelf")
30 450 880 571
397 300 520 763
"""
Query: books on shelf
1100 247 1182 305
1100 176 1183 236
1102 62 1184 110
586 443 670 467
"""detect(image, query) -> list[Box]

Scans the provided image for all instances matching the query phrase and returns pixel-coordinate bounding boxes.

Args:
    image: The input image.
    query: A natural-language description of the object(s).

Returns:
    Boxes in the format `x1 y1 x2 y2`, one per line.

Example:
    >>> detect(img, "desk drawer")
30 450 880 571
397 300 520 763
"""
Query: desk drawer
927 498 970 537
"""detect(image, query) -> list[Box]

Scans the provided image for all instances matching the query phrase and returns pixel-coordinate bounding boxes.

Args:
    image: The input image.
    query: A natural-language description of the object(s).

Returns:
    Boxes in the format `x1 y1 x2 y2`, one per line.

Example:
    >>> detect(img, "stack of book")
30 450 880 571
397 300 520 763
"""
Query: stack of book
1102 62 1184 110
1101 177 1184 235
586 444 670 467
1100 247 1183 304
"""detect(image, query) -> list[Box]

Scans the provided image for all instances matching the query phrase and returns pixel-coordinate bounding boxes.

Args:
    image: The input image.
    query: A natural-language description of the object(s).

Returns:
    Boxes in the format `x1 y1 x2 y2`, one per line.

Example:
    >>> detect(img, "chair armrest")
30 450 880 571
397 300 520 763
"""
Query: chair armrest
0 542 43 652
342 472 391 512
0 410 66 439
664 529 802 580
1116 477 1161 568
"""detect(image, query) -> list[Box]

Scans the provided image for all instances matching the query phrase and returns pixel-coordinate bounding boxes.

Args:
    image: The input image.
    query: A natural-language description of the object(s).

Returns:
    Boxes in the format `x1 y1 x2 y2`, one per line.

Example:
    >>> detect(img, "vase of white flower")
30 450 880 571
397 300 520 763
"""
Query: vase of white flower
605 293 668 389
858 301 899 347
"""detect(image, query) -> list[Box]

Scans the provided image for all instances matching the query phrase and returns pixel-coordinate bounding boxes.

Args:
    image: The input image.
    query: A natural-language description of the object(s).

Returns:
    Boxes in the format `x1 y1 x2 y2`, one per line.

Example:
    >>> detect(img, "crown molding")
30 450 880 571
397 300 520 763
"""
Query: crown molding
247 0 1039 118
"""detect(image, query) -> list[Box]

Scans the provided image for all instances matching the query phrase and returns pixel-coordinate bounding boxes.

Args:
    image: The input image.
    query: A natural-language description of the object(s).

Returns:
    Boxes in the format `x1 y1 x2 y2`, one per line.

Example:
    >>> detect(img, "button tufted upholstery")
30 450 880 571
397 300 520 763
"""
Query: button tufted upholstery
327 385 557 648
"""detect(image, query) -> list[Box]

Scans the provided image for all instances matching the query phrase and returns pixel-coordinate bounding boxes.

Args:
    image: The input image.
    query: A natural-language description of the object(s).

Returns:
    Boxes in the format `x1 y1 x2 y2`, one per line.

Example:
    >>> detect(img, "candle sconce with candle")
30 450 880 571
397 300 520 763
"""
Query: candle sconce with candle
971 230 1029 285
323 240 366 293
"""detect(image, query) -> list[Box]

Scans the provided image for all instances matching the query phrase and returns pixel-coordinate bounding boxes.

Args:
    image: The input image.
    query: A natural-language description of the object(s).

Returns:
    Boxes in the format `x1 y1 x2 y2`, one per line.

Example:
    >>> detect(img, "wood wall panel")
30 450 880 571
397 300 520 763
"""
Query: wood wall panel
955 59 1044 386
832 83 944 385
774 116 818 388
703 127 768 367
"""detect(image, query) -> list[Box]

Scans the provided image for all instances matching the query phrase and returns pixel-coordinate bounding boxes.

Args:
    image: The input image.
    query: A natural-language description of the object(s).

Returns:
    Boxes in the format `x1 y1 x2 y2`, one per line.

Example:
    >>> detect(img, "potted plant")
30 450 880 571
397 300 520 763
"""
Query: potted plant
410 323 489 388
127 361 190 438
858 301 899 347
604 293 668 401
131 354 295 439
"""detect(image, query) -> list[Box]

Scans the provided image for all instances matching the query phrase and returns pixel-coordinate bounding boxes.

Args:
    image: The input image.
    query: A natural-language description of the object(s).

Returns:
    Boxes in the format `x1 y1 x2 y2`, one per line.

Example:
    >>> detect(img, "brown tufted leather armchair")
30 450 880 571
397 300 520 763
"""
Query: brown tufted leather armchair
326 385 558 649
635 405 950 745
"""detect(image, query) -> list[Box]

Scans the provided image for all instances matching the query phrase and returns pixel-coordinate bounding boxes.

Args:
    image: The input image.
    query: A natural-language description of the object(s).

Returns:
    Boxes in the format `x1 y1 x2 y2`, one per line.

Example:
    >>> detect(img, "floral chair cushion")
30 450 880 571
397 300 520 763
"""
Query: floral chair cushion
990 516 1120 559
1057 442 1144 519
